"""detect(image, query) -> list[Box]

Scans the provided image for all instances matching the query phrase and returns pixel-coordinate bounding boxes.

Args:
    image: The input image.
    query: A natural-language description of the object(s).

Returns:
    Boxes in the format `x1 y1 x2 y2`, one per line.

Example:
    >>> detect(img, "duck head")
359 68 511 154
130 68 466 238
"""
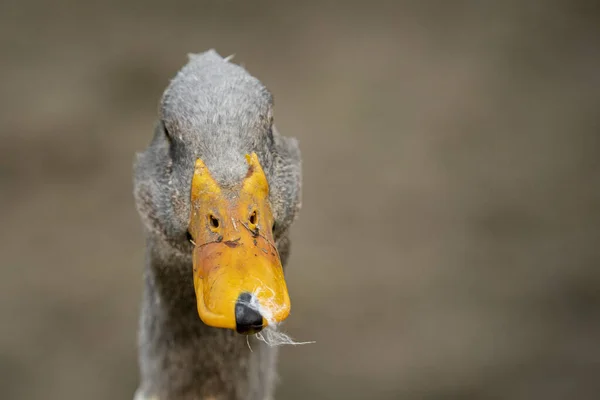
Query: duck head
133 50 301 334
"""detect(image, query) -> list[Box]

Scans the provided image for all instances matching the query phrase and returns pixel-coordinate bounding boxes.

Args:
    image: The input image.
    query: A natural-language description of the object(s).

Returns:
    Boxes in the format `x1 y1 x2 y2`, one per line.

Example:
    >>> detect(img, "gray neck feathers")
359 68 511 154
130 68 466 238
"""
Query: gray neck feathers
137 235 277 400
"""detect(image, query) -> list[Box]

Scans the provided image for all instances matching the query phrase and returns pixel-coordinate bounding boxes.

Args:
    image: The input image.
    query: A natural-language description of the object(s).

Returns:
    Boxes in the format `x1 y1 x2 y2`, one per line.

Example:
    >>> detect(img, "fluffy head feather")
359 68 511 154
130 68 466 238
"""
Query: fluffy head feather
133 49 301 258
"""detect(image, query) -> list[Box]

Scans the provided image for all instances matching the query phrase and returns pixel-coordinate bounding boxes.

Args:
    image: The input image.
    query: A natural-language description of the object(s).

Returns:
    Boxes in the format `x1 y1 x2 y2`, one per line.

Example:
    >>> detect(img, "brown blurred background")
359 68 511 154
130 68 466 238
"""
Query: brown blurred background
1 1 599 399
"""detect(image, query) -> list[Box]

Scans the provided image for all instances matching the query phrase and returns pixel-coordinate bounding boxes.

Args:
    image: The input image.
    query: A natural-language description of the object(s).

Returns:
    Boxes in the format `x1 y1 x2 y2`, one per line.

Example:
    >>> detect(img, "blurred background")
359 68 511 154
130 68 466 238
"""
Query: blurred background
1 1 599 399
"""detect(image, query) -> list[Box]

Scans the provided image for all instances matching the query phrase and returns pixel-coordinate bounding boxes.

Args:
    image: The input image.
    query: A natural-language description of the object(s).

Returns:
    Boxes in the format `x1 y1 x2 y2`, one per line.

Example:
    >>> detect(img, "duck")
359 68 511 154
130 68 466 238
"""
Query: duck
132 50 302 400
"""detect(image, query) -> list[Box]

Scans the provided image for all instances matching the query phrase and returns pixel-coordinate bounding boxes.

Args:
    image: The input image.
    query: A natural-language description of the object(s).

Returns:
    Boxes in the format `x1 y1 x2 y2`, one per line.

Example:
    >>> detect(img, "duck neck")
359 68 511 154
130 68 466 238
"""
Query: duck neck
136 236 277 400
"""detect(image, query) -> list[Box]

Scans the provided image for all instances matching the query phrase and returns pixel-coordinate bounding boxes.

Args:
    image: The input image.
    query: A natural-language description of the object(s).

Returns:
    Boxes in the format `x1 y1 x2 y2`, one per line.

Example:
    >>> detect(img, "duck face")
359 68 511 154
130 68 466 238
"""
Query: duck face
134 50 299 335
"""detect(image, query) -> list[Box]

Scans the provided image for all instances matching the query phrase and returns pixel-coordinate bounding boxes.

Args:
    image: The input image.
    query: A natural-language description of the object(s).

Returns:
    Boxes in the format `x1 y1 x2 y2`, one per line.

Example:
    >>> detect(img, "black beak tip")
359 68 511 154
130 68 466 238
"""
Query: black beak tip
235 292 264 335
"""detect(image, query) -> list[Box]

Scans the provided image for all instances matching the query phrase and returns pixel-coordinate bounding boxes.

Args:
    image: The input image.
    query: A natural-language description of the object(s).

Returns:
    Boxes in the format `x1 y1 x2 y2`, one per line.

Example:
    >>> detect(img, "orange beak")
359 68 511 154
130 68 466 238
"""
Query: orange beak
188 153 291 334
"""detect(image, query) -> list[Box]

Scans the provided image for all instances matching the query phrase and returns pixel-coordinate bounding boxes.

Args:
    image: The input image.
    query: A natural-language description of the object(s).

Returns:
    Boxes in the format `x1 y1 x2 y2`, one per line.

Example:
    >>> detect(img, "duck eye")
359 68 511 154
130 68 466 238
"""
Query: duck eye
162 120 174 145
249 211 258 225
209 215 220 228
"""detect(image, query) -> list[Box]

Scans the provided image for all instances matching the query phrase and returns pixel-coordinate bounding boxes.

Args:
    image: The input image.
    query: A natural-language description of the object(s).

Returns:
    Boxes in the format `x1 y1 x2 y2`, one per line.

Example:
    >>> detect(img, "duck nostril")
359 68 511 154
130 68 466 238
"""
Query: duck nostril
208 214 220 229
235 292 264 335
249 210 257 225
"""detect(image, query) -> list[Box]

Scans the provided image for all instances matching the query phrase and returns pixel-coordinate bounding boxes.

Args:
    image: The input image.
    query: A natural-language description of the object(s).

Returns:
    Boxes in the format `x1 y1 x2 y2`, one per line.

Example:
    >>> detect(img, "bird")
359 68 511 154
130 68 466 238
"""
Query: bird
132 49 302 400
